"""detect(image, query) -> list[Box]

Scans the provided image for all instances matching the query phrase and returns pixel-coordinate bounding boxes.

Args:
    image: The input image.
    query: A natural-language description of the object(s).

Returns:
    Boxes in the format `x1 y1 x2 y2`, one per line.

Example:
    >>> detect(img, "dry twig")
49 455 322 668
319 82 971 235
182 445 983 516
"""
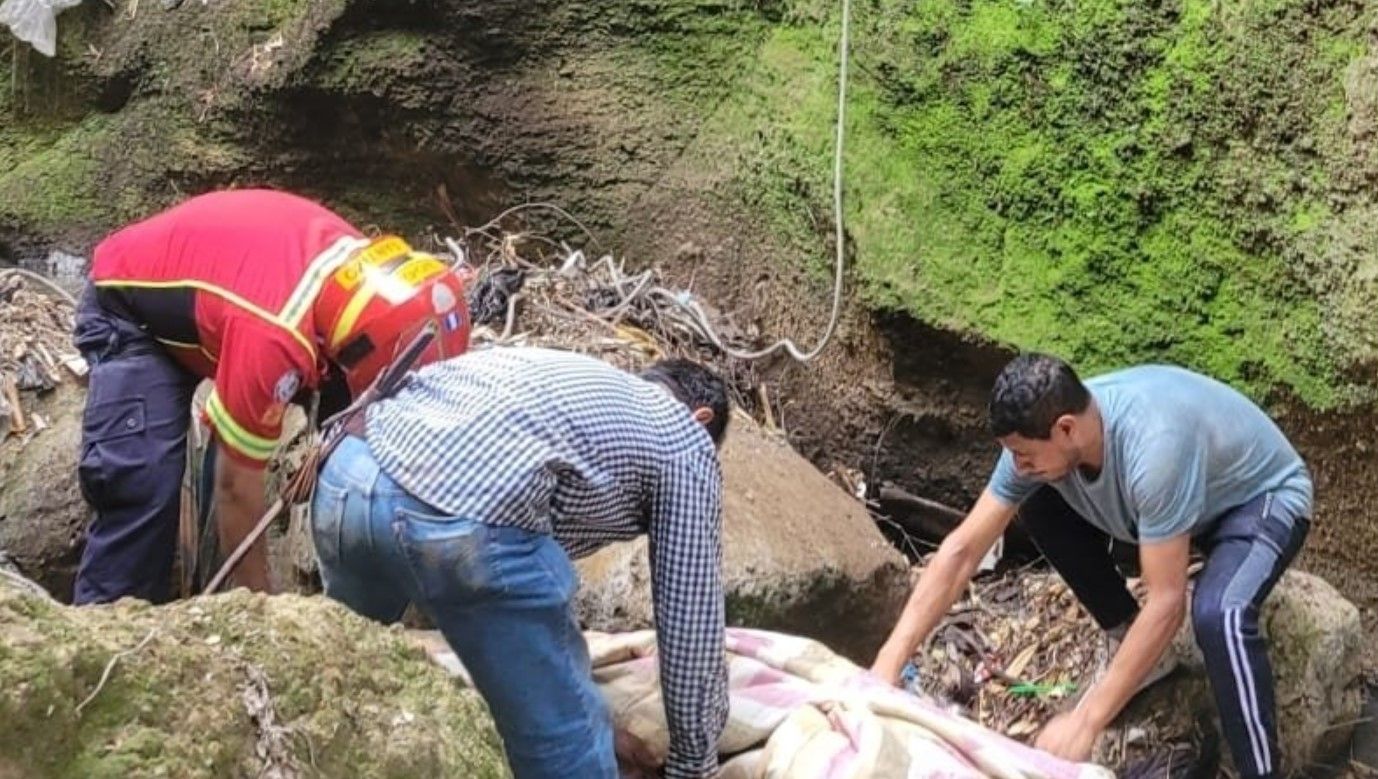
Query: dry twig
452 228 763 412
241 662 301 779
75 629 159 716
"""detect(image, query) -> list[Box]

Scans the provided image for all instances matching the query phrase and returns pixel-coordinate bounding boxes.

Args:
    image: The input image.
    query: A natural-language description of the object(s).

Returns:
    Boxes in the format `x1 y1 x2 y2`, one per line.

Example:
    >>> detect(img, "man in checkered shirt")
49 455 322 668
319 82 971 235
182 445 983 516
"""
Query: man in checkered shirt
311 346 730 779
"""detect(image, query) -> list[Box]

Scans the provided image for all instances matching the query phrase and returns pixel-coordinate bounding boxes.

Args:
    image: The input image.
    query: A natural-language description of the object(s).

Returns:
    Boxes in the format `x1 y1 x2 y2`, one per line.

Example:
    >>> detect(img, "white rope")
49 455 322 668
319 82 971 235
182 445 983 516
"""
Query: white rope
450 0 853 364
678 0 851 363
0 565 56 601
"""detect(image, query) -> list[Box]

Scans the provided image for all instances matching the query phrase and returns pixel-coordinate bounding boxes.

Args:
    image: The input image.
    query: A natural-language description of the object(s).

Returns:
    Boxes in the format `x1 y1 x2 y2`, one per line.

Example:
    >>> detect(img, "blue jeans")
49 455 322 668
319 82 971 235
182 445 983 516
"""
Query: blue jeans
312 436 616 779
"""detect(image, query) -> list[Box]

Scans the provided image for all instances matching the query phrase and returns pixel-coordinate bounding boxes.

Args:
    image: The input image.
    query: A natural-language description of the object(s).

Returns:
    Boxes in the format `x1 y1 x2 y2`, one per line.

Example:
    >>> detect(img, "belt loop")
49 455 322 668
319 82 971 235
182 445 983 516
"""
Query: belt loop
74 286 133 365
78 318 123 366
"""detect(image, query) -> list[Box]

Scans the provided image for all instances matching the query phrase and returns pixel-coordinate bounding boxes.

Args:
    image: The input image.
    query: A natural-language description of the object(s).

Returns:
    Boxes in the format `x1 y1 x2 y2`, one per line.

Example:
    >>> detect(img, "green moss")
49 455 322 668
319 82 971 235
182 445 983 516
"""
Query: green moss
616 3 773 111
0 115 107 233
671 0 1378 407
0 586 508 778
0 0 353 238
0 98 252 236
314 29 433 93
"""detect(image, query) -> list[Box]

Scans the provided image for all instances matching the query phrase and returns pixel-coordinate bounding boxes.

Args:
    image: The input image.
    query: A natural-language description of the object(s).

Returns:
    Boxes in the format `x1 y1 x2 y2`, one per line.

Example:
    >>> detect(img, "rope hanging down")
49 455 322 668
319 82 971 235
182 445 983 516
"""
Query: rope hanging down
683 0 851 363
455 0 852 364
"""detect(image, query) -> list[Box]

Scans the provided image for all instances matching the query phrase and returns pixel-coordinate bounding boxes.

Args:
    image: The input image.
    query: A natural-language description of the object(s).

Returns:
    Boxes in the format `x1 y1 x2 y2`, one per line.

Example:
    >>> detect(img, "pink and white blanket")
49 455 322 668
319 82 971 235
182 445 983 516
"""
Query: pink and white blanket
413 627 1113 779
590 628 1111 779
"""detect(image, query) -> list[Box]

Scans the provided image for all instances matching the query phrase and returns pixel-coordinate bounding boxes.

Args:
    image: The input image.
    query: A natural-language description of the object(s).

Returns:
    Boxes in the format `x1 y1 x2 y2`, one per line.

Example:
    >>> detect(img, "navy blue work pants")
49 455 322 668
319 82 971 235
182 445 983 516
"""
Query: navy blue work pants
72 285 198 605
1019 487 1309 779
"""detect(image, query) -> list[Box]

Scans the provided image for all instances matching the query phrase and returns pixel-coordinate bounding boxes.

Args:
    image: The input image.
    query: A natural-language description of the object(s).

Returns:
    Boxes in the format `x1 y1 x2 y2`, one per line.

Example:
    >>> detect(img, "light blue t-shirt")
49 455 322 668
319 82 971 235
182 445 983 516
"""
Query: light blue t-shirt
988 365 1313 543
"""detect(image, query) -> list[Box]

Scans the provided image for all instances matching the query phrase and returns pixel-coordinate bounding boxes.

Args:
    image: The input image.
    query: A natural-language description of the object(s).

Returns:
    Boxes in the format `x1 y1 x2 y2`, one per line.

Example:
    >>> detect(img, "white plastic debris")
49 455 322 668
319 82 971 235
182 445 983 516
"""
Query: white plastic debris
0 0 84 58
976 535 1004 573
44 249 87 287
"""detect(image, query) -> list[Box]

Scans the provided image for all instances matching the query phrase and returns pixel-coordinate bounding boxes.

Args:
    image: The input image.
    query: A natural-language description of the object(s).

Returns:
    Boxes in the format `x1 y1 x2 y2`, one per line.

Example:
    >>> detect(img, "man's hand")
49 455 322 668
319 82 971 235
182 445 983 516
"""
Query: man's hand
1075 535 1189 731
615 729 660 776
213 447 273 593
1035 711 1098 763
871 489 1017 685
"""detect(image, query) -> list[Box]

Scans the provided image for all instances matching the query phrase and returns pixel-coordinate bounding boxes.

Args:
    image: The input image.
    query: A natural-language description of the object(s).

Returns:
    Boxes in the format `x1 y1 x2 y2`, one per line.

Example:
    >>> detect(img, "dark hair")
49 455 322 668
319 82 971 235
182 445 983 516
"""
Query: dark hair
988 353 1091 439
640 358 730 445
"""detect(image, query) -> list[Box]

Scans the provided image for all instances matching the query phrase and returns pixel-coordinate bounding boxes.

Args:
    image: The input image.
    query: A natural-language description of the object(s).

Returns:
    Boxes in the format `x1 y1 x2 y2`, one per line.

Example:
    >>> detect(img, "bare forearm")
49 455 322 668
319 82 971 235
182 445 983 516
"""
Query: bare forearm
1079 595 1184 728
215 485 272 592
873 544 979 683
873 490 1014 685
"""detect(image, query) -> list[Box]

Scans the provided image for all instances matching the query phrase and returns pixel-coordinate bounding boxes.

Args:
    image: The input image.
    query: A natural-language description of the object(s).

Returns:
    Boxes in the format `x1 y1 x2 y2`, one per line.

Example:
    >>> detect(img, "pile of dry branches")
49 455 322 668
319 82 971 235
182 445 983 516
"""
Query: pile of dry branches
909 561 1105 737
450 221 763 413
0 269 83 441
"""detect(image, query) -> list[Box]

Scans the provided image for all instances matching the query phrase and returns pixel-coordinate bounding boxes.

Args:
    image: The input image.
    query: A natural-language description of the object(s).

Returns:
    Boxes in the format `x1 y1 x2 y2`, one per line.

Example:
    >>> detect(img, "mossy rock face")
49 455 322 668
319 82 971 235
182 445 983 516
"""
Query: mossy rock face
0 581 509 778
6 0 1378 408
0 1 350 240
694 0 1378 408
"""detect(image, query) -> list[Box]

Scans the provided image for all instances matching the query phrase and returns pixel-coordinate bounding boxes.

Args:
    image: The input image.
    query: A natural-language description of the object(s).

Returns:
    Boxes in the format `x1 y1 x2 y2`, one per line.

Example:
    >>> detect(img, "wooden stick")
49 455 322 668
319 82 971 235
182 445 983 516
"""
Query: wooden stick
875 485 967 544
177 473 199 599
203 498 284 594
758 383 776 429
33 342 60 384
877 485 965 521
2 377 25 433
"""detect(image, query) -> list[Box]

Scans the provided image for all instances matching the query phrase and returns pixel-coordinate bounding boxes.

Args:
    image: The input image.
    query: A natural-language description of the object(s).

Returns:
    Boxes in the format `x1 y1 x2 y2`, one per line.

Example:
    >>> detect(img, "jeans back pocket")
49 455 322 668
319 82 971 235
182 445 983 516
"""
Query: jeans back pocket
310 480 349 574
393 508 495 602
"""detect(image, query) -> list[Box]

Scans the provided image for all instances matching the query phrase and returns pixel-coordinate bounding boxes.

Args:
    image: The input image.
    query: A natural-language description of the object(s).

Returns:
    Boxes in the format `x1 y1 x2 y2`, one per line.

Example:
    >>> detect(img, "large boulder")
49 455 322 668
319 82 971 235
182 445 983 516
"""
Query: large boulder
0 383 86 602
0 574 508 778
573 415 910 662
1099 570 1364 775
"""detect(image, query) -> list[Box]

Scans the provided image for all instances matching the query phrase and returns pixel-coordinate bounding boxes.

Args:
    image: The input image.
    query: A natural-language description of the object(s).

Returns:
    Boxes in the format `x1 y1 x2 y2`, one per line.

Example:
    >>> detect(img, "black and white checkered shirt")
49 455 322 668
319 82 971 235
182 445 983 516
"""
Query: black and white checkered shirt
365 346 728 778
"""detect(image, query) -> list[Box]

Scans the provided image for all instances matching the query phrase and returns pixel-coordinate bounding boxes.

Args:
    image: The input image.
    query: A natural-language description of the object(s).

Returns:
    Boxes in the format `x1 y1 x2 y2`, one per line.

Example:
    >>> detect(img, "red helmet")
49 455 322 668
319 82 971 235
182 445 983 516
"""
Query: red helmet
315 235 472 396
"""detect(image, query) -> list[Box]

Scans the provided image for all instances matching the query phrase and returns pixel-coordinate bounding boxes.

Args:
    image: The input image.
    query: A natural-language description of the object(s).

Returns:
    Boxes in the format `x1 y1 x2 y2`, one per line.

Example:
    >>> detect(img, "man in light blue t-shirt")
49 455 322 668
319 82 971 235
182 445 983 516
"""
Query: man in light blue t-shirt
872 354 1311 779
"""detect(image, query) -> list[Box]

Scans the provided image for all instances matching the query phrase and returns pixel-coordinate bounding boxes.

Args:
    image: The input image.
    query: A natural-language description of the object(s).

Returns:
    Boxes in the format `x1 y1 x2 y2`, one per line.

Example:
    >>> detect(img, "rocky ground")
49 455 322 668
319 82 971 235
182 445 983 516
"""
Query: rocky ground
3 2 1378 773
0 240 1372 775
0 570 508 778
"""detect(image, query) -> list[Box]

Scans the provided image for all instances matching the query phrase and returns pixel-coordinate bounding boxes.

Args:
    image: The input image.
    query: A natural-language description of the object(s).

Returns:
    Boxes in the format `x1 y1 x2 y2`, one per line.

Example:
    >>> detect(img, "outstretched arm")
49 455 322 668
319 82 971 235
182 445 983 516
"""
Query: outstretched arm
872 489 1017 684
647 447 727 779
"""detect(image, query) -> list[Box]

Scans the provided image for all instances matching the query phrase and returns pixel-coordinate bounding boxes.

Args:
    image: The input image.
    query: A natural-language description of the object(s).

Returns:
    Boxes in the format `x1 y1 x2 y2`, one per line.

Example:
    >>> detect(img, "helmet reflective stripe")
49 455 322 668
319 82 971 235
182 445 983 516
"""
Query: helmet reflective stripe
327 254 448 350
328 280 380 351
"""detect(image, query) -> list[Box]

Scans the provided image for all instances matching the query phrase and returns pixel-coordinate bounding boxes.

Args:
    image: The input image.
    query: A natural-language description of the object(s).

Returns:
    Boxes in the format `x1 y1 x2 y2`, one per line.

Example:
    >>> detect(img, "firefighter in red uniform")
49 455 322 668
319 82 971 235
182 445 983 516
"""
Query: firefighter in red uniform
72 189 472 604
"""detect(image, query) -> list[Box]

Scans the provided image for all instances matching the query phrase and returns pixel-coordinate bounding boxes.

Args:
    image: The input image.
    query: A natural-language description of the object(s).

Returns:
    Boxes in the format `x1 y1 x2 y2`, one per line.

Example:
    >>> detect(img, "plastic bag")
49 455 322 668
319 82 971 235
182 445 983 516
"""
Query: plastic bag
0 0 84 58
